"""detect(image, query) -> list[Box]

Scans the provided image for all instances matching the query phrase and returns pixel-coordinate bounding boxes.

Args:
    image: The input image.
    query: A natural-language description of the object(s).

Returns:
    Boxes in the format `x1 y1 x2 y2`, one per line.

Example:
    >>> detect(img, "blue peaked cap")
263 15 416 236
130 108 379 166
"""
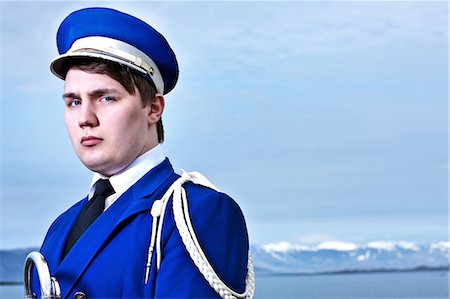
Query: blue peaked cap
50 7 179 94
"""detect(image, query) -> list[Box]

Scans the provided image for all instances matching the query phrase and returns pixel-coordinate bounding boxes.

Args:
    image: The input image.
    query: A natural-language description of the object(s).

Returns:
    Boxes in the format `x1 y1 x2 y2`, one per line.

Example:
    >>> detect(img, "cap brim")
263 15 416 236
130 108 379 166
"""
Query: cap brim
50 52 148 80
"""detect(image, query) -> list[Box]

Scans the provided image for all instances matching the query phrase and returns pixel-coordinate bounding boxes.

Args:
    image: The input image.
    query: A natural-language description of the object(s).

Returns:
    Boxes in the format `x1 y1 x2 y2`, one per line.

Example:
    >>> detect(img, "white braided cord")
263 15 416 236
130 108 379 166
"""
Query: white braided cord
145 171 255 299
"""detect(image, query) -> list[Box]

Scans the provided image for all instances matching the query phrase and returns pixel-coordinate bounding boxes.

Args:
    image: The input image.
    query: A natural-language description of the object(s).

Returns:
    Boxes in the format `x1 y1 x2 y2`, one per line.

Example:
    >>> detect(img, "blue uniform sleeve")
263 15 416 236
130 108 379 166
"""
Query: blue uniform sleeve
154 184 249 298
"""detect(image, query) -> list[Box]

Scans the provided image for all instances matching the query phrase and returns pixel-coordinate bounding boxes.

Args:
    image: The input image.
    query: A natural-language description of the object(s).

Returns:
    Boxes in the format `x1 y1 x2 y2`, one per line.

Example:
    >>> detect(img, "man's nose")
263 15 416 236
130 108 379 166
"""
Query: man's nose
78 102 99 128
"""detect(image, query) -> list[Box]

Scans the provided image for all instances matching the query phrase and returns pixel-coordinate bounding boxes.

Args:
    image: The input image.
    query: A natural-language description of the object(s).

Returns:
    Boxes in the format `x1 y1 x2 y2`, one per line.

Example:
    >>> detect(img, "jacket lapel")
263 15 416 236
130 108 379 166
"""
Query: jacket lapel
53 158 176 297
40 200 86 275
119 159 179 223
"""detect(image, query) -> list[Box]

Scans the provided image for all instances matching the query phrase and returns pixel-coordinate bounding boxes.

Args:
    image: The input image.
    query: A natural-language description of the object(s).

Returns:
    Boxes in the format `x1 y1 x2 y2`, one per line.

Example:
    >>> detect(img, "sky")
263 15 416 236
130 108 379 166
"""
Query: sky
0 1 448 249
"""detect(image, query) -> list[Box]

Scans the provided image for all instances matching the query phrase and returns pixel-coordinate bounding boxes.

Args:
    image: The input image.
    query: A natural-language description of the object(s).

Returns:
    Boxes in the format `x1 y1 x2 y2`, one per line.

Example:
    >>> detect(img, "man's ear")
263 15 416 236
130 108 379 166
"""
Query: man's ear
148 94 165 124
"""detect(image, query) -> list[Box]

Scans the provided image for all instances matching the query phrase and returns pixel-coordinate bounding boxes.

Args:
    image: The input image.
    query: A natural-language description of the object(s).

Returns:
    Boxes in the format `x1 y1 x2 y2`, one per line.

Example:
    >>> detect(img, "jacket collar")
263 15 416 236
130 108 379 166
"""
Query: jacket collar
41 158 177 298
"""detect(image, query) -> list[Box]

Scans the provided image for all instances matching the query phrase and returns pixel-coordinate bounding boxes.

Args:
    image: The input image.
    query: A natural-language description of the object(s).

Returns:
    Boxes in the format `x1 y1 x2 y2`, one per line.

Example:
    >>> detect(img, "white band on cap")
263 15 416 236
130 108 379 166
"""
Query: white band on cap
68 36 164 94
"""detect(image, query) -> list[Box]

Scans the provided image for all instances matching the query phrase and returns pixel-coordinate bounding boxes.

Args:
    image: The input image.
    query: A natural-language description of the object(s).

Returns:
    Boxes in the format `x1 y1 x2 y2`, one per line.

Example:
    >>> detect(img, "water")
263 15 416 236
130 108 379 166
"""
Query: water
255 271 449 299
2 271 448 298
1 284 23 299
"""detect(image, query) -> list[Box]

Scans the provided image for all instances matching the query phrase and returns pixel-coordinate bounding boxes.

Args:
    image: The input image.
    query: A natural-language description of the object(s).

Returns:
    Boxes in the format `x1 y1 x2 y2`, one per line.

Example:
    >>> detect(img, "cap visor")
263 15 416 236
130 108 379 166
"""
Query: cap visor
50 52 148 80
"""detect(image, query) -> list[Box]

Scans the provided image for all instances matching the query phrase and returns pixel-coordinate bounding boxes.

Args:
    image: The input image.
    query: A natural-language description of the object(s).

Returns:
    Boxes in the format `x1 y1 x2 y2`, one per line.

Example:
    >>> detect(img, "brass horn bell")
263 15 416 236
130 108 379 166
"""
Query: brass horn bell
24 251 61 299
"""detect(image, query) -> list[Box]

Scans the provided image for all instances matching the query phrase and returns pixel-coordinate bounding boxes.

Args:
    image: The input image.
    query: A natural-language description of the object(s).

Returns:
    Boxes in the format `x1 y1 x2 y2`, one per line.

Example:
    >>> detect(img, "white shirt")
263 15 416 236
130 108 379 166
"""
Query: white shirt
88 144 166 211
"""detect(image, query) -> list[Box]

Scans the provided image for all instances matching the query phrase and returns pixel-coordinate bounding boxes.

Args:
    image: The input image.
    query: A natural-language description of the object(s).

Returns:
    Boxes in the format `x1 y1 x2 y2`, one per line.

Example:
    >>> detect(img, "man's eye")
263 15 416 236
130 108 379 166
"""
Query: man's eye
101 96 115 102
69 100 82 107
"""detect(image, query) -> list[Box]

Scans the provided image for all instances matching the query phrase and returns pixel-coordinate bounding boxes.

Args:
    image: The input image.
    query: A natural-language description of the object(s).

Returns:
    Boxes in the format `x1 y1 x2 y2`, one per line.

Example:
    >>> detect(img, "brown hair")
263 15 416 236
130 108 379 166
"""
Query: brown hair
65 59 164 143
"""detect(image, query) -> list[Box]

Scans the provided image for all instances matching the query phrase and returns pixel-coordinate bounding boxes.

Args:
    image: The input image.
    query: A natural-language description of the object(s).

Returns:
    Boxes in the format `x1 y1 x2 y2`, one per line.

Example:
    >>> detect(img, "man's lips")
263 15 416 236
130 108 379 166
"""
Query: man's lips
81 136 103 146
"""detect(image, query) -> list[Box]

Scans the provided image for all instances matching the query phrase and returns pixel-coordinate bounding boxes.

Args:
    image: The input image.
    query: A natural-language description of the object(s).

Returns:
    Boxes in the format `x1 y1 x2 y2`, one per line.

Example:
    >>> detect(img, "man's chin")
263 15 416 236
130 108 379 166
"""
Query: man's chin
81 159 112 176
82 160 128 177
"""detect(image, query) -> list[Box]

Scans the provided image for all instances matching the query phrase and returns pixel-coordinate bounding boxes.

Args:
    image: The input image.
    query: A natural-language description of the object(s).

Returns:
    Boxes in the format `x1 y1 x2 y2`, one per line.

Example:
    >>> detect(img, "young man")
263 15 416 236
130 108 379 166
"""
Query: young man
30 7 253 299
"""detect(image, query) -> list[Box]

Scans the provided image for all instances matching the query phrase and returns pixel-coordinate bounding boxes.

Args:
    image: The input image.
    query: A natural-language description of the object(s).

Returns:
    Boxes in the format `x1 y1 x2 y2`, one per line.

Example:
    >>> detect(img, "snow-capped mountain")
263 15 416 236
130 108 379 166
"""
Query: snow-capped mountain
1 241 449 283
251 241 450 274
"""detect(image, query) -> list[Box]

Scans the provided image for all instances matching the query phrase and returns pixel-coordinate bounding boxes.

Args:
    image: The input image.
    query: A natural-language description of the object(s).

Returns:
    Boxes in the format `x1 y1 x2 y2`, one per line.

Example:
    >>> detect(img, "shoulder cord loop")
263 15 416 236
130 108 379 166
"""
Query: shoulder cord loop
145 171 255 299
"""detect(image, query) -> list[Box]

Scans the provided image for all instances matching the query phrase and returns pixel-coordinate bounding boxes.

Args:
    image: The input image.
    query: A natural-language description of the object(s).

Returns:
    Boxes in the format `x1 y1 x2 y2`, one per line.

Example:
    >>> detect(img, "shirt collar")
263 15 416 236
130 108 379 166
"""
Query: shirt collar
88 144 166 202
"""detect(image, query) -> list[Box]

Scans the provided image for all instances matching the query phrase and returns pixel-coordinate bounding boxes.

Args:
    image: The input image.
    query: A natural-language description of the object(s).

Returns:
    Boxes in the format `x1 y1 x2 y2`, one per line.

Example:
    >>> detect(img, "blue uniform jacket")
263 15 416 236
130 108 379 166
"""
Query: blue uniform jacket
32 159 249 298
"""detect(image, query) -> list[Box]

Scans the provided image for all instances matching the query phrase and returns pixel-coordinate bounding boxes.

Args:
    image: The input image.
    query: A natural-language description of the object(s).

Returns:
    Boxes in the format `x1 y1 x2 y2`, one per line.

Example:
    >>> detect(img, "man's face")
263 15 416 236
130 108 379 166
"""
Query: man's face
63 68 154 176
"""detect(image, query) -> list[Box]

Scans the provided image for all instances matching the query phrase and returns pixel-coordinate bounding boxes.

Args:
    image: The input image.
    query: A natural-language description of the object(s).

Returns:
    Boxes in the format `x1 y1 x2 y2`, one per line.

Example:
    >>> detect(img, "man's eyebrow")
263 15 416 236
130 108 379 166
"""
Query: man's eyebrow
88 88 122 98
62 88 122 100
62 92 78 100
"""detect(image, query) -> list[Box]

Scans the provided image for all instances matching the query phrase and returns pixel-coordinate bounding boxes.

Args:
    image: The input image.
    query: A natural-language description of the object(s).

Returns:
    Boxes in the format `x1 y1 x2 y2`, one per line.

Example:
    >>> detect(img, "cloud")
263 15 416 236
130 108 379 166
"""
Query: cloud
156 2 448 74
3 2 446 83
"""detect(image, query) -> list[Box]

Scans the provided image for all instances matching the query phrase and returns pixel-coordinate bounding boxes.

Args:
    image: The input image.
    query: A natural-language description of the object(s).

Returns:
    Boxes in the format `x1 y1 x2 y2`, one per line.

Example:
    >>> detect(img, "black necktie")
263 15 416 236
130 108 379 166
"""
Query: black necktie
63 179 115 258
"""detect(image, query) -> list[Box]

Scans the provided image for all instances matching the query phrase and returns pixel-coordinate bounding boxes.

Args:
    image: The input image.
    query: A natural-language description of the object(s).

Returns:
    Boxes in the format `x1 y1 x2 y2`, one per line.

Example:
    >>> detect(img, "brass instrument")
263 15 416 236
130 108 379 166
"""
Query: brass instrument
24 251 61 299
